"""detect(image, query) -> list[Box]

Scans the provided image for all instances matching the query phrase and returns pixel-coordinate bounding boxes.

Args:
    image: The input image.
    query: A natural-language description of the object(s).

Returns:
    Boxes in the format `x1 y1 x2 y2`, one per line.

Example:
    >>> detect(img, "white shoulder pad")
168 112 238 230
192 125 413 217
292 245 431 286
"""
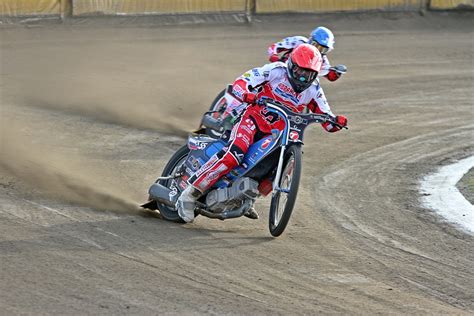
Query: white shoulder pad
275 36 309 50
267 61 286 69
253 62 287 77
283 36 309 45
239 62 286 88
264 62 287 79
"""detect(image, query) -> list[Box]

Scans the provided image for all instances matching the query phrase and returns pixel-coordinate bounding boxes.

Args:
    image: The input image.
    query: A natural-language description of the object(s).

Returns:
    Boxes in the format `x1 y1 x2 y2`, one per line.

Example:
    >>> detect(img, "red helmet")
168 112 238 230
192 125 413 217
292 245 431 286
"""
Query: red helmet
287 44 322 93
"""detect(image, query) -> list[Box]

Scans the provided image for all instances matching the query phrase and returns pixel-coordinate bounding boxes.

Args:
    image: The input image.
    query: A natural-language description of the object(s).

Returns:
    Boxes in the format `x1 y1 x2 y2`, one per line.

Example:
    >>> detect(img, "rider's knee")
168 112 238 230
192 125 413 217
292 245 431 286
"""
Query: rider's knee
228 144 246 164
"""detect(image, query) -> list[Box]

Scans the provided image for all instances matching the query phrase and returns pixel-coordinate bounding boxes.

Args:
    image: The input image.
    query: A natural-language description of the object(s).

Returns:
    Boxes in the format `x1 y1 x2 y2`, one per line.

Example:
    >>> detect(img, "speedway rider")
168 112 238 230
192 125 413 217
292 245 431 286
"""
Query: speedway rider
177 44 348 223
268 26 345 82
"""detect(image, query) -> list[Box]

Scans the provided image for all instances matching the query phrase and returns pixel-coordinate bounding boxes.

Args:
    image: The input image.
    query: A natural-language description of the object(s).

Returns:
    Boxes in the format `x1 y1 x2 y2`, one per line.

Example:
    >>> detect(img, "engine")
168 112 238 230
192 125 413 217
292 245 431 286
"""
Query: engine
206 177 259 212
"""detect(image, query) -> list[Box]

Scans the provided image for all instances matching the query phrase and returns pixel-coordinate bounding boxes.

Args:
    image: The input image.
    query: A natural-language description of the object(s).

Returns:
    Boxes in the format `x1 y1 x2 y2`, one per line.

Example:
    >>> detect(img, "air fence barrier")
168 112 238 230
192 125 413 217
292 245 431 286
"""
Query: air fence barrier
0 0 472 19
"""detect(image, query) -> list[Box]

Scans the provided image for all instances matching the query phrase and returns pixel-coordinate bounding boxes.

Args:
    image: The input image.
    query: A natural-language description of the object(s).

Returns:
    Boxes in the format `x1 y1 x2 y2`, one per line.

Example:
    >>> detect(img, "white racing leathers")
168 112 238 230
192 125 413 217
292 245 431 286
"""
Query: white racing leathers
228 62 338 133
190 62 341 193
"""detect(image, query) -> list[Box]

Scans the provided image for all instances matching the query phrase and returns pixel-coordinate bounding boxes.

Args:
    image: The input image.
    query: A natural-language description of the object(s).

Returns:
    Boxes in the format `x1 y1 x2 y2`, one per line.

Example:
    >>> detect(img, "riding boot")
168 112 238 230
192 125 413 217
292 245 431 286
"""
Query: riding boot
176 185 201 223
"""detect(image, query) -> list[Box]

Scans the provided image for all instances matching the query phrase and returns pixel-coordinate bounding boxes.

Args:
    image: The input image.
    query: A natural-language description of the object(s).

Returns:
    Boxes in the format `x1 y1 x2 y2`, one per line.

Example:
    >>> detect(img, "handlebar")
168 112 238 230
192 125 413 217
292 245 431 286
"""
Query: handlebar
202 86 348 133
329 64 347 74
258 97 348 130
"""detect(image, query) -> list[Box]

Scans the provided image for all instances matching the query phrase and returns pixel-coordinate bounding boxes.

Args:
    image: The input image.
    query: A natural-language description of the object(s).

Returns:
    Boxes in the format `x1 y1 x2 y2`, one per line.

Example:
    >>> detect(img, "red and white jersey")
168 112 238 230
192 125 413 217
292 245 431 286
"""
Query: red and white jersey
190 62 343 193
232 62 339 133
267 36 331 77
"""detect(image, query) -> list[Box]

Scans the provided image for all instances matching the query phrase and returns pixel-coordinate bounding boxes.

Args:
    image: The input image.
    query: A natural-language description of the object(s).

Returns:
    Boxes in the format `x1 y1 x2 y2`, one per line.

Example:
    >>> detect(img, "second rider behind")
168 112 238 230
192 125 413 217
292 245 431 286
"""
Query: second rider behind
177 44 348 223
268 26 345 82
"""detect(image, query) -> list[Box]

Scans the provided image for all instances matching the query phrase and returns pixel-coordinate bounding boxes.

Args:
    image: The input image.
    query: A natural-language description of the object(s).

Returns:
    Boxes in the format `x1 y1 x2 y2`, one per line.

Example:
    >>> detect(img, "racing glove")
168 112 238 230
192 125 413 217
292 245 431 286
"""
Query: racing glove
323 115 348 133
326 69 341 81
269 54 280 62
326 64 347 82
269 49 291 63
335 115 348 128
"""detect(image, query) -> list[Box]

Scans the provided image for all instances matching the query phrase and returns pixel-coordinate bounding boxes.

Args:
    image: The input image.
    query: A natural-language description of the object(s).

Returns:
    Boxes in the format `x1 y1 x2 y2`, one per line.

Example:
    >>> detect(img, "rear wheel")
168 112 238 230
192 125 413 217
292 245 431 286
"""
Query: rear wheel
205 88 226 138
155 145 190 222
269 145 302 237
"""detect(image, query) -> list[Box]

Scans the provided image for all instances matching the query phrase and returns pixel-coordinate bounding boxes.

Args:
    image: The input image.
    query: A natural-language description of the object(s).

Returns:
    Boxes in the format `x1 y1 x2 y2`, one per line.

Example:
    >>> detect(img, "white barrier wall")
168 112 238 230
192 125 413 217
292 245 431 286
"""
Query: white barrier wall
430 0 474 9
1 0 472 17
72 0 247 15
0 0 60 16
256 0 422 13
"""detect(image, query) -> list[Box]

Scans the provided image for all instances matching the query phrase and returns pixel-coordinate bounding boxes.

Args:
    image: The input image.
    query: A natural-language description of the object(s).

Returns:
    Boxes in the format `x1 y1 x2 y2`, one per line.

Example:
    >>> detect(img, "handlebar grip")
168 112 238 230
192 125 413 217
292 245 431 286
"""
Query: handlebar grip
334 123 348 130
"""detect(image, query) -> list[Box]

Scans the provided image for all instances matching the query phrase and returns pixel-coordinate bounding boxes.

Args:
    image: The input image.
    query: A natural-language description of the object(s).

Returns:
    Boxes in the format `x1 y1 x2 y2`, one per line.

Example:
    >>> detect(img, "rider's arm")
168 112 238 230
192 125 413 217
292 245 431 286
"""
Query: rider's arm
267 36 308 63
226 63 279 120
307 86 345 133
319 55 331 77
321 55 345 82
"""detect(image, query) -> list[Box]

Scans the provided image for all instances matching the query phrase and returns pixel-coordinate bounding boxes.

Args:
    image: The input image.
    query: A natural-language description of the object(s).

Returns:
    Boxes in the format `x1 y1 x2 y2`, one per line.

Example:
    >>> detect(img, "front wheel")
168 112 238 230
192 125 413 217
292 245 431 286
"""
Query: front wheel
269 145 302 237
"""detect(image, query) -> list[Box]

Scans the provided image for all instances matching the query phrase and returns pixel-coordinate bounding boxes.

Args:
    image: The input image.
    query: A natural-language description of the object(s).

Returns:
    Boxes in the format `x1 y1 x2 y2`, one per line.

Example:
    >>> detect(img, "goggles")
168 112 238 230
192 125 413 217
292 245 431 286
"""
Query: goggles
311 40 330 55
291 64 317 83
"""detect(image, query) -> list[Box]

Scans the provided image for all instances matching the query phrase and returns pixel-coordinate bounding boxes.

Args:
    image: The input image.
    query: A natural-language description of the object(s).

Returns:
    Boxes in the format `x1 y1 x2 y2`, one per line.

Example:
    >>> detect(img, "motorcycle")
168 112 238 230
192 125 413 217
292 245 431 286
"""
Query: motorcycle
200 64 347 139
142 88 347 237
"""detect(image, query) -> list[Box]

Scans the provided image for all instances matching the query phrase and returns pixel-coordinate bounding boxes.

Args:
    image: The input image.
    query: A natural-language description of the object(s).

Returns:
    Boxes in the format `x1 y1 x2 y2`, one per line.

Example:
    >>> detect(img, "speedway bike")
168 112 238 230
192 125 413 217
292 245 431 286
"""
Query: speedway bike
142 92 345 237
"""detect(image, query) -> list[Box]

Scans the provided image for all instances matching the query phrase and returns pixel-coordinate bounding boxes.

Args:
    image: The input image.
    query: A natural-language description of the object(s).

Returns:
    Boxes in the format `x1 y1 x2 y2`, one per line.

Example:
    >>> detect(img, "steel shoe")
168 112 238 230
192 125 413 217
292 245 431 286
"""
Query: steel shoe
244 207 259 220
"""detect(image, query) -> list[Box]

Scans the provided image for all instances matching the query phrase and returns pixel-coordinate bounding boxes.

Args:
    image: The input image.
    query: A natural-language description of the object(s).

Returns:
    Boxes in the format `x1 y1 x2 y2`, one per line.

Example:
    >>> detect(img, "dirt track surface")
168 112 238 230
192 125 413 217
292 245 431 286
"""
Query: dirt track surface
1 12 473 314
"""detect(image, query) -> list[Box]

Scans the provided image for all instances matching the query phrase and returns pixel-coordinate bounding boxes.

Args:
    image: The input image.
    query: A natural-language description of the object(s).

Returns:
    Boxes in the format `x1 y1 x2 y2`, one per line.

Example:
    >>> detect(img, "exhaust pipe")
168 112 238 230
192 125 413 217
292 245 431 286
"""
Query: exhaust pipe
148 183 178 207
197 200 251 220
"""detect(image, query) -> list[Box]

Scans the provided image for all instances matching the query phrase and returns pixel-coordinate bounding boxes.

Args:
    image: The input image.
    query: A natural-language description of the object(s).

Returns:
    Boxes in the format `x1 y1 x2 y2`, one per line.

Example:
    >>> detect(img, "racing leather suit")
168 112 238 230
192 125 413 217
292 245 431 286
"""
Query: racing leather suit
268 36 338 80
189 62 343 193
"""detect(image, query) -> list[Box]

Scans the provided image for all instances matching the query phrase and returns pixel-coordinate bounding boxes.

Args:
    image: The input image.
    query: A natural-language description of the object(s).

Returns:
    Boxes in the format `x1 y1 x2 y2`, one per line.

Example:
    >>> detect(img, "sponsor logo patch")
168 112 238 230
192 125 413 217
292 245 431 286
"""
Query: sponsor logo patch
261 138 272 149
290 131 299 140
194 155 218 178
232 85 245 98
275 83 299 104
189 156 201 171
233 151 245 161
208 171 220 181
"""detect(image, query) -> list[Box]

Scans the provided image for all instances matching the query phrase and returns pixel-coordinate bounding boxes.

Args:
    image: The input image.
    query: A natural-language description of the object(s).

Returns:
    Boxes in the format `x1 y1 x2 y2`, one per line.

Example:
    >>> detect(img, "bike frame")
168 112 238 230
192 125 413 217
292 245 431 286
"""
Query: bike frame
265 104 289 195
262 99 334 195
184 96 337 196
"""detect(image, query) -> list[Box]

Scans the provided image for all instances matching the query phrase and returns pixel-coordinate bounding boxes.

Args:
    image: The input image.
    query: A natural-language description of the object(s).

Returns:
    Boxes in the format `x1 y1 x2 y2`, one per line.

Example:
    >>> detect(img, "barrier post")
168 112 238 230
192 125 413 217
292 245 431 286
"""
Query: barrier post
60 0 72 20
420 0 430 14
246 0 256 22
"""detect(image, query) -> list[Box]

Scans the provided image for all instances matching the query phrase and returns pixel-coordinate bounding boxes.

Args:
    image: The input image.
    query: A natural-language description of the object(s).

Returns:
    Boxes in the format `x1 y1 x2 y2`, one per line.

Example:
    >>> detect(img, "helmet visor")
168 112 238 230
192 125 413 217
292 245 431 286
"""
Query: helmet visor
291 64 318 84
311 40 330 55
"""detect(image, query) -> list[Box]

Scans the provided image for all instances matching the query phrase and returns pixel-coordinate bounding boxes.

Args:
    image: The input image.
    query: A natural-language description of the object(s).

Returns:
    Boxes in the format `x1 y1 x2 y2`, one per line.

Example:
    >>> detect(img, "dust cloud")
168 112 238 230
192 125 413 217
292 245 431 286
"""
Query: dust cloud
21 95 191 138
0 27 222 213
2 28 218 137
0 122 142 214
